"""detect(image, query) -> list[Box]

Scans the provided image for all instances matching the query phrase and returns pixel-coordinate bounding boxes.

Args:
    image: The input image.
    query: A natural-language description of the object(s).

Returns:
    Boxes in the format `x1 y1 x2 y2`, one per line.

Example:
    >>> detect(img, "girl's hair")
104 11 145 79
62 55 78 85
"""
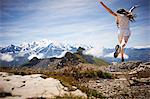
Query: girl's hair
116 8 136 22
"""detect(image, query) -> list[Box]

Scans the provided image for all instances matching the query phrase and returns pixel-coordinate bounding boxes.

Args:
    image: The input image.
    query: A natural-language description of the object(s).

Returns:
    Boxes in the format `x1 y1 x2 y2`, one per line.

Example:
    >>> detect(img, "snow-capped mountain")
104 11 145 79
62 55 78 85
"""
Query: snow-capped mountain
0 39 150 67
0 44 21 53
0 40 91 66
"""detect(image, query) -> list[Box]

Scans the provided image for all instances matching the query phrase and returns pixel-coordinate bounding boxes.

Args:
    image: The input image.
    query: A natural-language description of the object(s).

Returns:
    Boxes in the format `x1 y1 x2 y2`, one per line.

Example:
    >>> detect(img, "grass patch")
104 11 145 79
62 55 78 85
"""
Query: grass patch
78 70 112 79
75 54 87 63
93 57 109 66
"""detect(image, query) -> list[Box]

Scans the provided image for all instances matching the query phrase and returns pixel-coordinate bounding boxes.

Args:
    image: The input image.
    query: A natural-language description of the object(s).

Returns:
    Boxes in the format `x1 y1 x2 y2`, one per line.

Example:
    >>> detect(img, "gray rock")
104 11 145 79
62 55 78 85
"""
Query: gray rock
109 61 143 72
129 63 150 78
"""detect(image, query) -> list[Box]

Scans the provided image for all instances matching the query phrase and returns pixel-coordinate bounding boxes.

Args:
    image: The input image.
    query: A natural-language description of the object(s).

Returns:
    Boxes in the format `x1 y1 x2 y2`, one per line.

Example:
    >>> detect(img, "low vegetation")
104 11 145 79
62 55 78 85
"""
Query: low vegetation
93 57 109 66
0 48 111 98
0 62 111 98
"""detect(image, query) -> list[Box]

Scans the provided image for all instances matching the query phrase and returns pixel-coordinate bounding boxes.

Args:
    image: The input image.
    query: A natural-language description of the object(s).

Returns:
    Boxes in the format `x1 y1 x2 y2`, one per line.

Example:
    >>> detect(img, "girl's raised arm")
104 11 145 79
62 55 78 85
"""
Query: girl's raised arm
129 5 140 12
99 1 117 17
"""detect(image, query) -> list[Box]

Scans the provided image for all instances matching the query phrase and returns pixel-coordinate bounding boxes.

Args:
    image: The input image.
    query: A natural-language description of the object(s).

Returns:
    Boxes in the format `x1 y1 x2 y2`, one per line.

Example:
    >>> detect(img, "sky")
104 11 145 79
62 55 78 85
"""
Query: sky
0 0 150 48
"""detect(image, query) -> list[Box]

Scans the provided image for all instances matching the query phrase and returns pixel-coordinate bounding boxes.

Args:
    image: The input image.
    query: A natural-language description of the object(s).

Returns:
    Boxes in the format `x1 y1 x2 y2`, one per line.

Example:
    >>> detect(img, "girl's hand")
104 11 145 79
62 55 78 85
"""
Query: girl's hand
98 0 102 3
98 0 117 17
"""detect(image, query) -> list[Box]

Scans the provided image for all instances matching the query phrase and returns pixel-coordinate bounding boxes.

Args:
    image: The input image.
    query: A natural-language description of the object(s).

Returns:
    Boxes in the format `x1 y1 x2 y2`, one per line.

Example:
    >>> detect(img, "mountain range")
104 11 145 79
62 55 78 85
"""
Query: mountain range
0 40 91 67
102 47 150 63
0 39 149 67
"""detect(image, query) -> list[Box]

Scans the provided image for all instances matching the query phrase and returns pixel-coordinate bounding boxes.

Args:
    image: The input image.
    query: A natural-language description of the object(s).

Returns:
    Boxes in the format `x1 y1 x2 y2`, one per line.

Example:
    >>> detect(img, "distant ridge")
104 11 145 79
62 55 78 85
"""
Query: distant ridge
21 47 109 69
0 39 150 67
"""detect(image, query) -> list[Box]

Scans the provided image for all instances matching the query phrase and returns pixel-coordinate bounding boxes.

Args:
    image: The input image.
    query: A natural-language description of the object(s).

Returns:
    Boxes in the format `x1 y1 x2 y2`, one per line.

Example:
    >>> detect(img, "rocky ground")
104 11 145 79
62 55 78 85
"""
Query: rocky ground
0 72 86 99
0 61 150 99
85 61 150 99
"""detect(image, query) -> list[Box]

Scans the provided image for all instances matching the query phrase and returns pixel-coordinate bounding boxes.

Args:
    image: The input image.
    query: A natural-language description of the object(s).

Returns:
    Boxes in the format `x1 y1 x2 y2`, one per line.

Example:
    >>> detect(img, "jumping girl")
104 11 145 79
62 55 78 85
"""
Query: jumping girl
98 1 139 62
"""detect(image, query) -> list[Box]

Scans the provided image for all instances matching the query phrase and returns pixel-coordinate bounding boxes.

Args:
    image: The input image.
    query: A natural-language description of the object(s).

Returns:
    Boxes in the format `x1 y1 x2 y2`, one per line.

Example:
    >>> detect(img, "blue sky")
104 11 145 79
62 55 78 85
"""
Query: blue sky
0 0 149 48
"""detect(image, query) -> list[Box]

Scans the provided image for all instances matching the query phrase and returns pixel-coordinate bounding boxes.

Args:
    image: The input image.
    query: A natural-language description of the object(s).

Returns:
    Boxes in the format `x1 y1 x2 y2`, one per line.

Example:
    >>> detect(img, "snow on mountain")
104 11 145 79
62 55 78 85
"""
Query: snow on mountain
0 40 91 64
0 39 149 66
0 44 21 53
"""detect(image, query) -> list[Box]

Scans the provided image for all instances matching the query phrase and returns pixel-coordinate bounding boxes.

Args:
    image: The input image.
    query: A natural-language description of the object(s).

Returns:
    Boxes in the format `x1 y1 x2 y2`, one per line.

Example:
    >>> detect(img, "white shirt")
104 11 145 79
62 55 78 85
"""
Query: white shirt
116 13 131 36
116 13 130 29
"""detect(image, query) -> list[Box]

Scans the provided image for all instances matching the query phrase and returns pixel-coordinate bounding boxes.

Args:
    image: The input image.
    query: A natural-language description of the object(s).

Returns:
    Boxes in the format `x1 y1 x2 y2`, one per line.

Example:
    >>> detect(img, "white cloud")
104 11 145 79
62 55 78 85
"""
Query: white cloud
133 45 150 49
28 53 44 60
104 52 129 59
53 51 68 58
0 53 14 62
85 47 103 57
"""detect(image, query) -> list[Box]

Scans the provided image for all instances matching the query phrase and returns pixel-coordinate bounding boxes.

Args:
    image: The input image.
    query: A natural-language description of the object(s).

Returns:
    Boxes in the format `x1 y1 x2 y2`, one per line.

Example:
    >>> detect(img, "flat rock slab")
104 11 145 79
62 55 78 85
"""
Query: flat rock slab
0 72 86 99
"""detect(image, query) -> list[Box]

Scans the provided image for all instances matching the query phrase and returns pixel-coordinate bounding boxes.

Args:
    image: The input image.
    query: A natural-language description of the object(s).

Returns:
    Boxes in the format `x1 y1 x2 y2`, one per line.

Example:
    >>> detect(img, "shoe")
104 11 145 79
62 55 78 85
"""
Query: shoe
114 45 121 58
121 57 124 62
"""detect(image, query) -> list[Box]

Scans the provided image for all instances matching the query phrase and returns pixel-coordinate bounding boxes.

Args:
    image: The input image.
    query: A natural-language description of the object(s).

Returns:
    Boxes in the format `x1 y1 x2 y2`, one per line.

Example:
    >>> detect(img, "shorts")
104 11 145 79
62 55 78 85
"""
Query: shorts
117 28 131 37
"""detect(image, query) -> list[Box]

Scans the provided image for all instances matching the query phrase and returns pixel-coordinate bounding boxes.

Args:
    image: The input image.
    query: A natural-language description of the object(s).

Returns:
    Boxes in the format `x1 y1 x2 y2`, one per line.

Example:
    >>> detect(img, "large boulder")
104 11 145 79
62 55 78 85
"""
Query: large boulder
0 72 87 98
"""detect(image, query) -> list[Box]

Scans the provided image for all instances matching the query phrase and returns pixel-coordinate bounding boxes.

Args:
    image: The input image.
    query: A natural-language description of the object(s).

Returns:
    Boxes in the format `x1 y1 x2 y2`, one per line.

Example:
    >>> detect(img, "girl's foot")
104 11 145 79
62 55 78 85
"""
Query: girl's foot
121 57 124 62
114 45 121 58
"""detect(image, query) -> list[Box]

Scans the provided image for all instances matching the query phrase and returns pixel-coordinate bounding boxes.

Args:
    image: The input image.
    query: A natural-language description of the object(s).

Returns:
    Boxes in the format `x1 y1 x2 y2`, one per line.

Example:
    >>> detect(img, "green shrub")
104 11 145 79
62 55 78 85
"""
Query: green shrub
101 72 112 79
78 70 112 79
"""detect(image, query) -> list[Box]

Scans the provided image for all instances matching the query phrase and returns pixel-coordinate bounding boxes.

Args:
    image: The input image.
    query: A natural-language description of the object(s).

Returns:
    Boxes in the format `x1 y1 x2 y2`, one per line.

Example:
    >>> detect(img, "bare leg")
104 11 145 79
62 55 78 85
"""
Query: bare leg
121 46 124 62
118 34 128 62
121 36 130 62
123 36 130 47
118 34 123 44
117 34 124 61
